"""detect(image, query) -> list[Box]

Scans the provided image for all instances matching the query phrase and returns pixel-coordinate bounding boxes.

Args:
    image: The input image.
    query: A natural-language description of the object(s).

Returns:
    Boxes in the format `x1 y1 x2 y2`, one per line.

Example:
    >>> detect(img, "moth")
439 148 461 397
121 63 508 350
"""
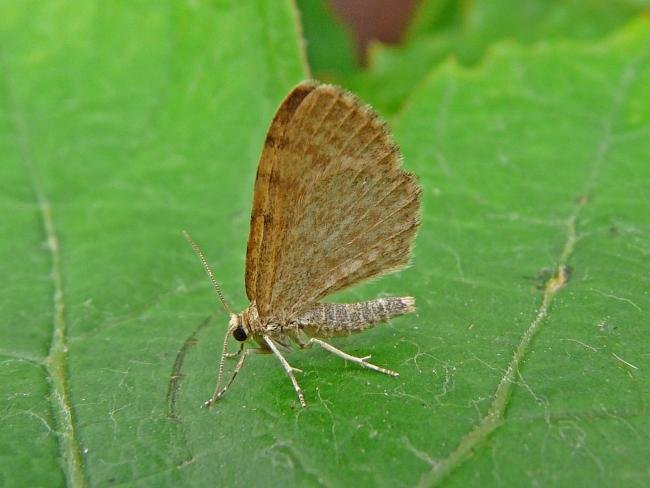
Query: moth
185 80 421 407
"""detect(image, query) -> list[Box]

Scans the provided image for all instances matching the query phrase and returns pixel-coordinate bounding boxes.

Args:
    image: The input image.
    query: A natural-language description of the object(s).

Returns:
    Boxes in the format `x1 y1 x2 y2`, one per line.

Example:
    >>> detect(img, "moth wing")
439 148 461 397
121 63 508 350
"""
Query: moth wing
245 82 421 320
245 81 318 301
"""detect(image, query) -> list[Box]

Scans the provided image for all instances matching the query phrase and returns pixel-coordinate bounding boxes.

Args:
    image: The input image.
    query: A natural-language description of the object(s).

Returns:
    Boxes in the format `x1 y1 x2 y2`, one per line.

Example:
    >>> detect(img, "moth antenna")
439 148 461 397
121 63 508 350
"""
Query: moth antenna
182 230 234 315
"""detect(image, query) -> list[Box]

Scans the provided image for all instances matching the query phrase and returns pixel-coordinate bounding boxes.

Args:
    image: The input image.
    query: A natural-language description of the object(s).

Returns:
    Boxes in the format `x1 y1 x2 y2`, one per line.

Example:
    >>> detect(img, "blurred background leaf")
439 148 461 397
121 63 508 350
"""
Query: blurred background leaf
296 0 357 81
302 0 649 114
1 1 649 487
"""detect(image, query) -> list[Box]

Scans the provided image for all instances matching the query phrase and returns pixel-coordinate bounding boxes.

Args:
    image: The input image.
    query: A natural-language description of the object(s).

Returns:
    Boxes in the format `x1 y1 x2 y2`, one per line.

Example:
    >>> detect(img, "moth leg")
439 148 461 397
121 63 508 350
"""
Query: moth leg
204 347 263 407
224 342 244 359
263 336 307 408
307 338 399 377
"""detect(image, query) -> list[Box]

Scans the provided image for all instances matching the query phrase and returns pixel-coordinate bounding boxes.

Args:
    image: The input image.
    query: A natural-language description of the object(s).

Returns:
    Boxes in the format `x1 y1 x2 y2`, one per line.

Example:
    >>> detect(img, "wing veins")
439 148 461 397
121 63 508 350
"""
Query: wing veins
247 82 421 319
300 220 420 309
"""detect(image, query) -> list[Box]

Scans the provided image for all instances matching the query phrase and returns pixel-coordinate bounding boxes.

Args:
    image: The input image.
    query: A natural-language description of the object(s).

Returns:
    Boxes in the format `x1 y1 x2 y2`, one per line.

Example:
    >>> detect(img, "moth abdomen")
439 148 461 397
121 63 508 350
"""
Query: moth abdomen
295 297 415 337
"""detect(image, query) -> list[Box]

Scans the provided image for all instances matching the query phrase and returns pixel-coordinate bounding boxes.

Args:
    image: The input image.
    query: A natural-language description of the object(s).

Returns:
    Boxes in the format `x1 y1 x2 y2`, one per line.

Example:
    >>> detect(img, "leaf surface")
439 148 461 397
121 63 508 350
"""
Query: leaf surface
1 2 649 487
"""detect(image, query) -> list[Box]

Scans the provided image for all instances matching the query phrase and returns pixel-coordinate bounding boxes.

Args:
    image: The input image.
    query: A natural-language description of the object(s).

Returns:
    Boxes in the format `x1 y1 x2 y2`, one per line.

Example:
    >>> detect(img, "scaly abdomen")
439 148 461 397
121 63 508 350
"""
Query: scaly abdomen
293 297 415 338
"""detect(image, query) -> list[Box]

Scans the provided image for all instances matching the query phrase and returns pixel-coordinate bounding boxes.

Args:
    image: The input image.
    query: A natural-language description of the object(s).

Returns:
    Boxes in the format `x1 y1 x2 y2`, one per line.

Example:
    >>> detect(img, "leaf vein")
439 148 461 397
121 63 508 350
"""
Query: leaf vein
417 54 645 487
2 54 87 487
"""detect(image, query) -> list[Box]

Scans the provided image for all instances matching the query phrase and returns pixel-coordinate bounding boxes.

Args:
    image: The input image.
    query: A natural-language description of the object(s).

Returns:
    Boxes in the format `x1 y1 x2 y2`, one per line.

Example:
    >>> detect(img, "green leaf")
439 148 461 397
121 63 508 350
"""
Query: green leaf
295 0 358 81
2 3 650 488
405 0 463 40
347 0 650 115
1 1 307 486
394 18 650 486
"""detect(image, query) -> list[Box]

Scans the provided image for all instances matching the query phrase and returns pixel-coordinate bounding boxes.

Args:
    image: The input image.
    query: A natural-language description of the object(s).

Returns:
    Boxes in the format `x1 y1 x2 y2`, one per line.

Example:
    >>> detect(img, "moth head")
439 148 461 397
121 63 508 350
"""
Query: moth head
229 313 249 342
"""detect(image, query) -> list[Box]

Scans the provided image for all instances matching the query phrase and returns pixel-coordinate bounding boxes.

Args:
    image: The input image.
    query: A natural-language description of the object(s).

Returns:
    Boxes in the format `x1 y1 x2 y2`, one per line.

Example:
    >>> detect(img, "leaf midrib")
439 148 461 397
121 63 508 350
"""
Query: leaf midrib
1 50 87 487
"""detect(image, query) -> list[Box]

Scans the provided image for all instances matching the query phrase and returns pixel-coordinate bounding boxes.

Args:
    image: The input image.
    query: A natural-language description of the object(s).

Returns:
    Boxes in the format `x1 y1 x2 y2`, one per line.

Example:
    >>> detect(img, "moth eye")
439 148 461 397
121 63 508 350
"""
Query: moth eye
233 326 247 342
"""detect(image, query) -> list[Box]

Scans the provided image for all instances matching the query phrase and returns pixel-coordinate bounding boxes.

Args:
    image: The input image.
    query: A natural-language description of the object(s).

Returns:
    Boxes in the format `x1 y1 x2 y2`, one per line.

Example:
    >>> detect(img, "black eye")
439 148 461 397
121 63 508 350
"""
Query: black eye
233 326 247 342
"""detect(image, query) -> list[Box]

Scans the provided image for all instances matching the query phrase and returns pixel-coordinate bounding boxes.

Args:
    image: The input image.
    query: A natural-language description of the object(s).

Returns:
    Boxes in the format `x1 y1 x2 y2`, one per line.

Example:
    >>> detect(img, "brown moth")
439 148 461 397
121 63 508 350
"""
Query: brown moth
185 80 421 408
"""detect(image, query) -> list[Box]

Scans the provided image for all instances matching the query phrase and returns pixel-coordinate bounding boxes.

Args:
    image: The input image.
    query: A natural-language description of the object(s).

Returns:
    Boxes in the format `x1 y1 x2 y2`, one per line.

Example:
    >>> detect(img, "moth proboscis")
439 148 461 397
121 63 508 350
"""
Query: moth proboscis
185 80 422 408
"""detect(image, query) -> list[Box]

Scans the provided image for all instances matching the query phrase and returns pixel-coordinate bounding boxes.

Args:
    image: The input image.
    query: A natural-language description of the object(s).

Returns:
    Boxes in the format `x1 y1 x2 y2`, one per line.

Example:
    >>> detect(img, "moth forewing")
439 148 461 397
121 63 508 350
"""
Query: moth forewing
189 80 421 408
